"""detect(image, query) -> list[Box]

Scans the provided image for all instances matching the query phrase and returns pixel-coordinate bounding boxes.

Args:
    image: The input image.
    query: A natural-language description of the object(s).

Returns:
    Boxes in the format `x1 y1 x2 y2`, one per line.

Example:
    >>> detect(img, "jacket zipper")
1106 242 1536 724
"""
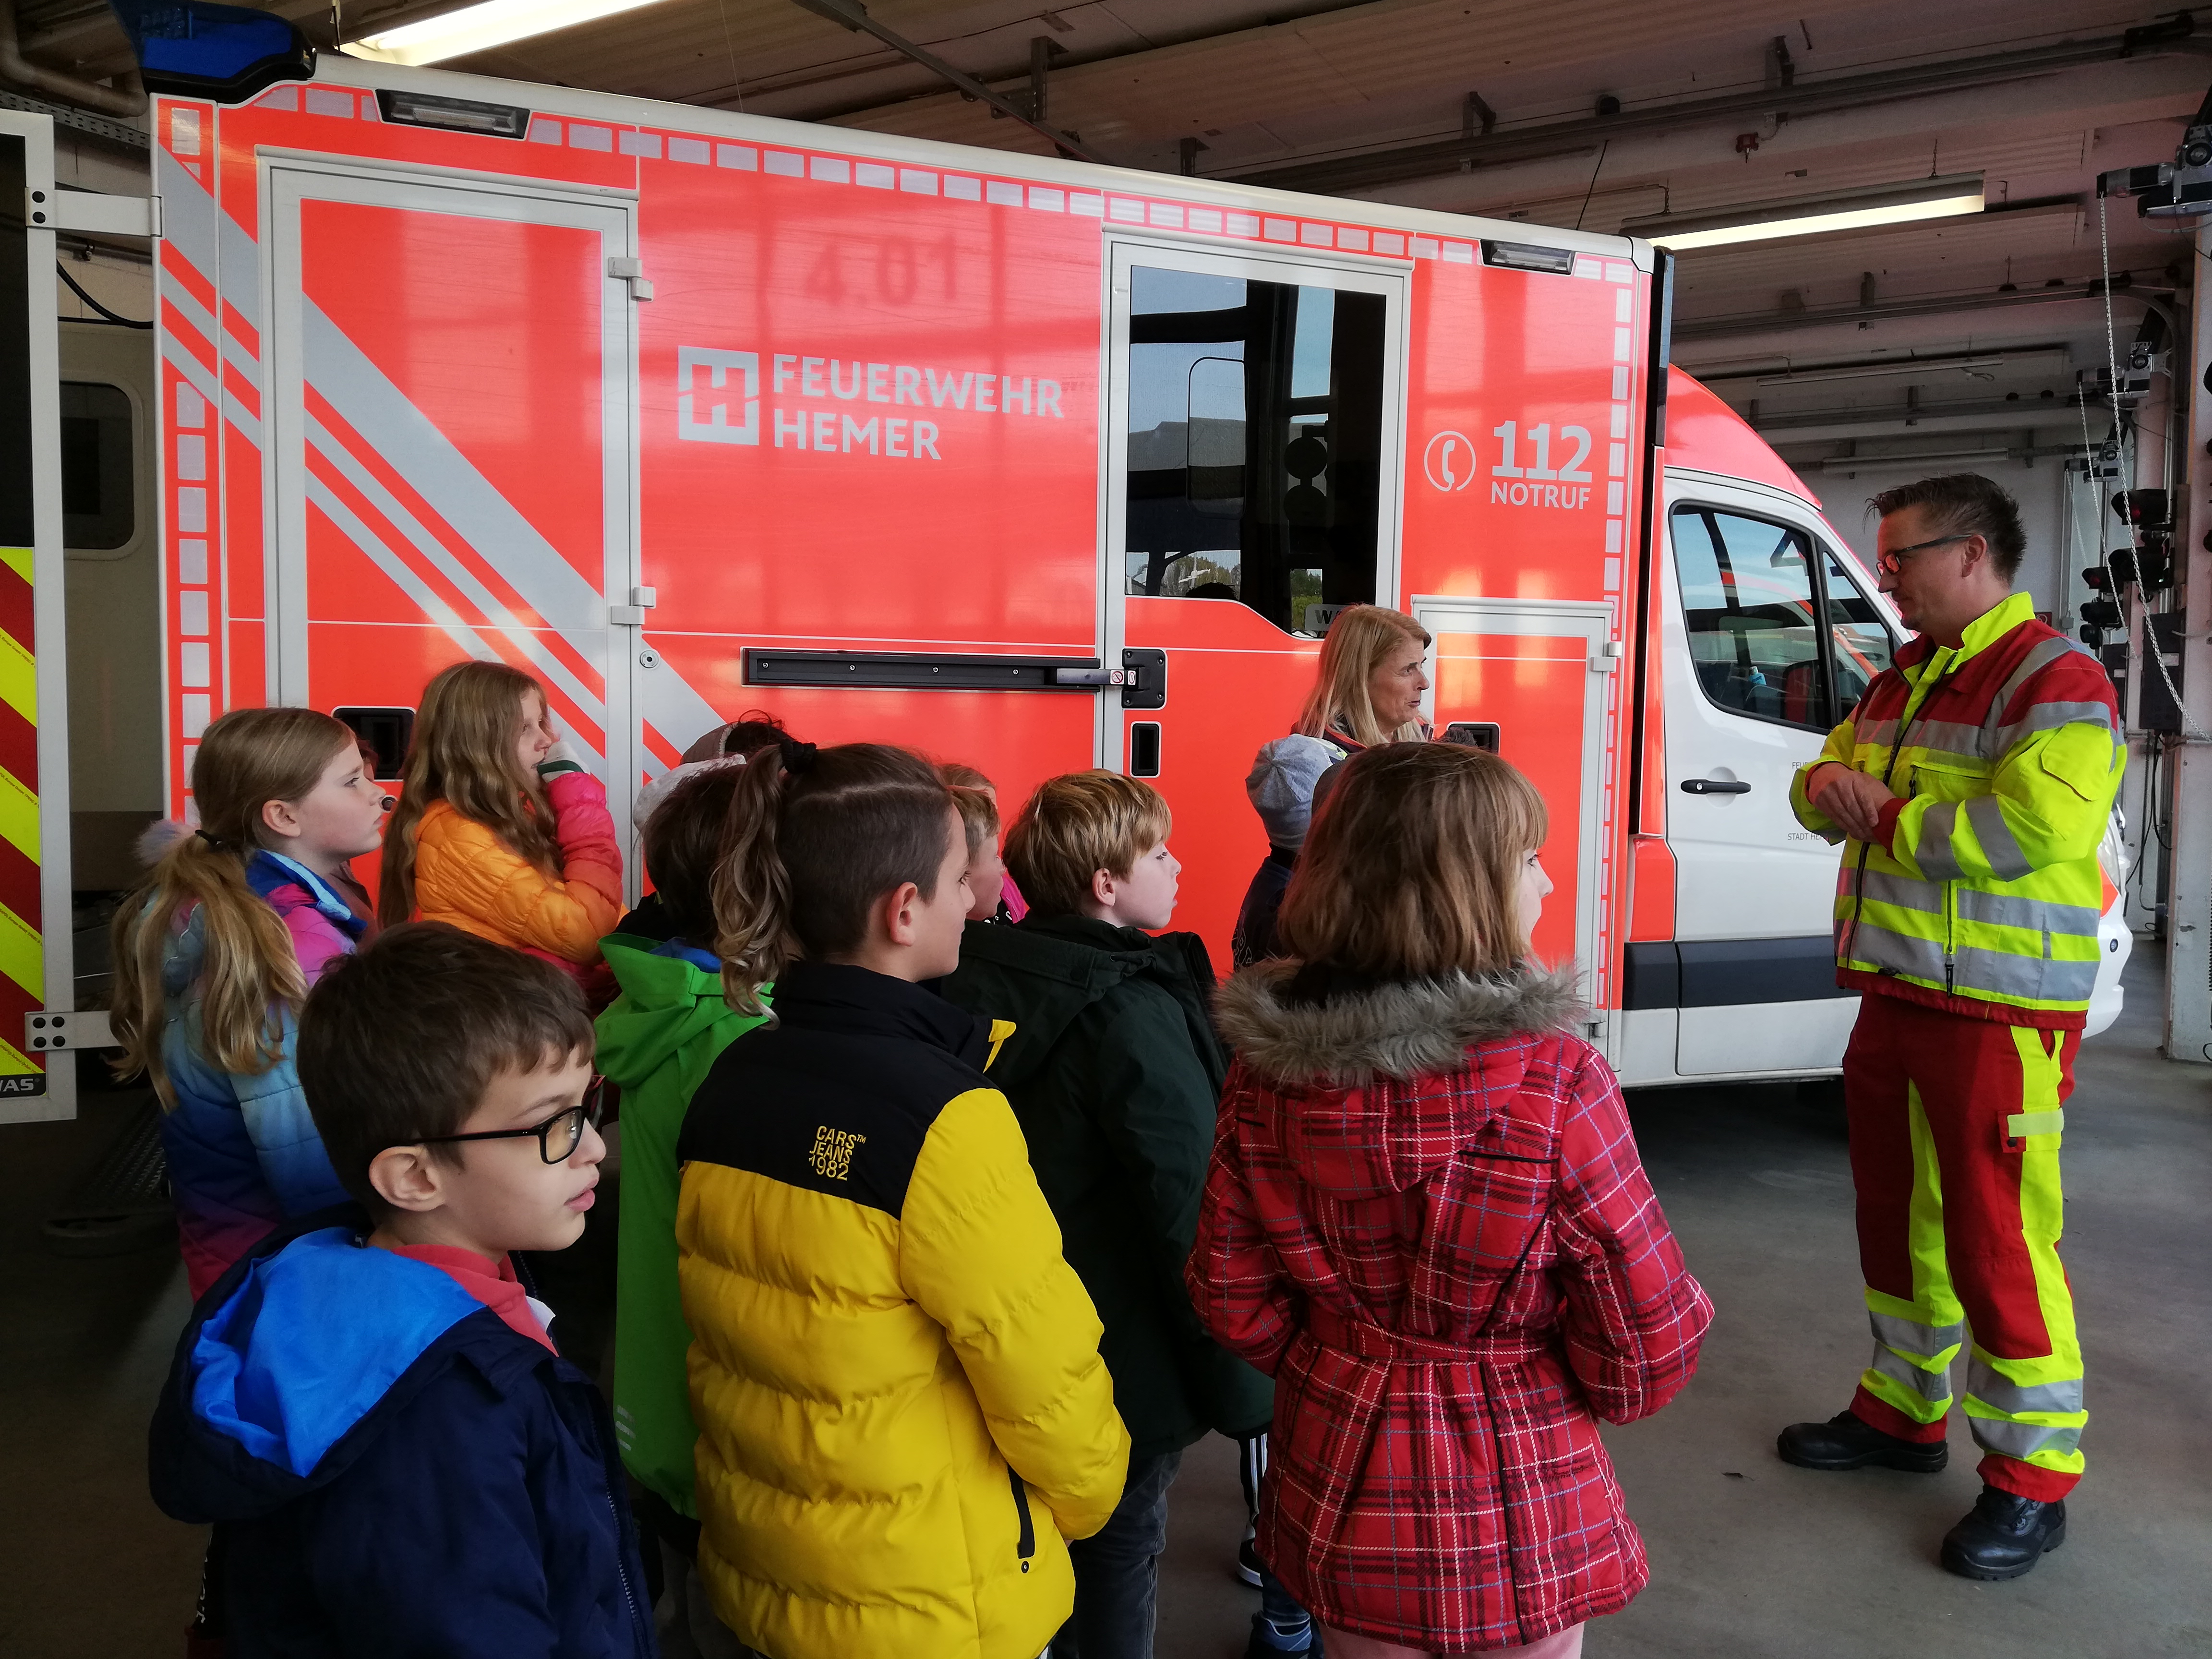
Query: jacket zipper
605 1481 650 1652
1849 654 1953 970
588 1393 653 1655
1009 1467 1036 1573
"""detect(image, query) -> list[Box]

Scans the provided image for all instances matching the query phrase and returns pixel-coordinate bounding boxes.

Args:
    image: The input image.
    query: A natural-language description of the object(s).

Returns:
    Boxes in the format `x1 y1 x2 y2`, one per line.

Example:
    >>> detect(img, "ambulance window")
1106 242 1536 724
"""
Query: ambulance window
60 381 134 551
1672 505 1829 732
1124 266 1385 633
1820 548 1894 714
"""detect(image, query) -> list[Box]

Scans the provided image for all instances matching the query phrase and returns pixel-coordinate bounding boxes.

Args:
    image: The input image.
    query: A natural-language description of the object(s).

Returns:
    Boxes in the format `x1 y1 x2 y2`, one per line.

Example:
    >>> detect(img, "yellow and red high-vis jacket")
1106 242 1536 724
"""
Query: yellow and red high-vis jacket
1791 592 2122 1030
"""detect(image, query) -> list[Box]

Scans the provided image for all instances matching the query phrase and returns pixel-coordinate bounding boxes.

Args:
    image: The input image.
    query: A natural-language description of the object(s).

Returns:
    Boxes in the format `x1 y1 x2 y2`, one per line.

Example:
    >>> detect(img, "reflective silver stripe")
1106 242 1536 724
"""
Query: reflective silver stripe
1956 888 2101 939
1903 718 1989 763
1989 637 2084 728
1965 1363 2083 1419
1859 869 1945 914
1855 717 1900 749
1913 801 1964 882
1873 1344 1953 1402
1871 1311 1964 1359
1963 795 2032 880
1844 921 1948 981
1951 945 2098 1002
1992 701 2116 752
1968 1416 2082 1461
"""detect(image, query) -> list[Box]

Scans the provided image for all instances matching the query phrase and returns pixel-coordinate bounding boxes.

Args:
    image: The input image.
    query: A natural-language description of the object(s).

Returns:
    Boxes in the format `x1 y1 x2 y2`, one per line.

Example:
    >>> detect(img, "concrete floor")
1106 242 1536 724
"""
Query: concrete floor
4 952 2208 1657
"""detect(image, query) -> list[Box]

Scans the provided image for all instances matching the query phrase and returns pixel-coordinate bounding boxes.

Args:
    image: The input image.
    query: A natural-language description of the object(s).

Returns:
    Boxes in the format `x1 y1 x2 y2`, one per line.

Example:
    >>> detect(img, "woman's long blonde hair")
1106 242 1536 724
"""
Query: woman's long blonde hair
1294 604 1432 748
1279 741 1547 980
109 708 359 1105
378 661 557 925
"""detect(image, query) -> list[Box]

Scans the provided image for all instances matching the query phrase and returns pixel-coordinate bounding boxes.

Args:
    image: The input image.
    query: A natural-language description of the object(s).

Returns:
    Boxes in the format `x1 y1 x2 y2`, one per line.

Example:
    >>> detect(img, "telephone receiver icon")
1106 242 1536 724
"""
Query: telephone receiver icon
1437 436 1463 490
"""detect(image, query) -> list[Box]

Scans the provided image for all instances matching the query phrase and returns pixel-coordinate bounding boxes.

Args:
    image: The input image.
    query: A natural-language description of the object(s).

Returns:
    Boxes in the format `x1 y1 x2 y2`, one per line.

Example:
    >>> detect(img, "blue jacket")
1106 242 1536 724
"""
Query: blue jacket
157 851 362 1295
149 1208 655 1659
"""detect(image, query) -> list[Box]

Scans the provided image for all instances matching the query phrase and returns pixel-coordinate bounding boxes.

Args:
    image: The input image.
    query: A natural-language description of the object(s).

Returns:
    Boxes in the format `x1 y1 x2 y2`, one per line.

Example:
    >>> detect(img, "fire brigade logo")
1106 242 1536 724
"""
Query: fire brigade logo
807 1125 866 1181
1424 430 1477 492
678 348 761 445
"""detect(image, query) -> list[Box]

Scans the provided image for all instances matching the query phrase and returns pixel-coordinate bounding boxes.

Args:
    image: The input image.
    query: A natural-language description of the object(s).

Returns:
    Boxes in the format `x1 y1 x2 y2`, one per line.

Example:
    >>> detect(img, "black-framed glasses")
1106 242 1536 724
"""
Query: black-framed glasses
416 1076 607 1165
1874 533 1974 576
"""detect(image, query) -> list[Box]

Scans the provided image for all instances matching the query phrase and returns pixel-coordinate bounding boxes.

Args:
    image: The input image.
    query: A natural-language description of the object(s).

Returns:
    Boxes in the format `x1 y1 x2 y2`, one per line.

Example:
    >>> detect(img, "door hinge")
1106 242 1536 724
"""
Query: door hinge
610 587 656 626
1589 640 1625 673
607 255 654 301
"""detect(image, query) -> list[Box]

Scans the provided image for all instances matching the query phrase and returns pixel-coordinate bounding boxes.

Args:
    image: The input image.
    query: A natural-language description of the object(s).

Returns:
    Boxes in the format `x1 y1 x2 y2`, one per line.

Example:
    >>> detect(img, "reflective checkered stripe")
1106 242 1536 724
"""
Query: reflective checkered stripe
1791 594 2121 1022
0 545 41 1084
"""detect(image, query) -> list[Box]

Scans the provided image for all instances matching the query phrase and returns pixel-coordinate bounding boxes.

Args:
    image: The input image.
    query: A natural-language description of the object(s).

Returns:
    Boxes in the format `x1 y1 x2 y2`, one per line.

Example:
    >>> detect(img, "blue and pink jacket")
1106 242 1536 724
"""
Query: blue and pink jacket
155 850 368 1298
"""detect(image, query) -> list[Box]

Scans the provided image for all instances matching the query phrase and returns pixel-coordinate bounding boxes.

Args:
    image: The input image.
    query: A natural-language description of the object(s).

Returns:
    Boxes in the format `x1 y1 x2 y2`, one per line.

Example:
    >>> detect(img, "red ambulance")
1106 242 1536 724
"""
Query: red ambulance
124 55 2122 1092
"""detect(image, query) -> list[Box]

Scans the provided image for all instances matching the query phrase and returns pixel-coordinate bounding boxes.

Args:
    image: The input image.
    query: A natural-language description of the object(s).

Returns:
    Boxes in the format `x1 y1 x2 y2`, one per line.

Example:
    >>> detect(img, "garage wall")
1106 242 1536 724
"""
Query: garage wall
1808 460 2077 621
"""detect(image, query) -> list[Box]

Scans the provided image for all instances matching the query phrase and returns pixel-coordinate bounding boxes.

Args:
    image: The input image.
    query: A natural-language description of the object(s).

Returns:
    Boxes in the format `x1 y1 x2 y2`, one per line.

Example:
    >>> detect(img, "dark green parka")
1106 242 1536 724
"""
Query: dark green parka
941 914 1273 1458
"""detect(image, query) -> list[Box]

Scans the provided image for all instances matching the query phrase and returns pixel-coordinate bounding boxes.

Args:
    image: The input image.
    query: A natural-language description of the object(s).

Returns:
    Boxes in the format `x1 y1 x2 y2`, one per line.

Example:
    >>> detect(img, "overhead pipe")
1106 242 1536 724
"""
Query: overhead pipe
0 0 145 118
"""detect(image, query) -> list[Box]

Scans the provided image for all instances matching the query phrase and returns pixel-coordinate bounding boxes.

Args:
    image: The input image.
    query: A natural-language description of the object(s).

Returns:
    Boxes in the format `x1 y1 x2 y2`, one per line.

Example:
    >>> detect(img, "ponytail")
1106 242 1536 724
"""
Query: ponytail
710 742 955 1016
108 709 356 1104
711 747 798 1016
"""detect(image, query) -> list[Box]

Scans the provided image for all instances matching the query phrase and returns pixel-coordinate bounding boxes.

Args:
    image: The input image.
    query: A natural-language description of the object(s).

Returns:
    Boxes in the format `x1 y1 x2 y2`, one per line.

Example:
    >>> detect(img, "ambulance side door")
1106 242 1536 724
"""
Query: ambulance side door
1659 479 1893 1076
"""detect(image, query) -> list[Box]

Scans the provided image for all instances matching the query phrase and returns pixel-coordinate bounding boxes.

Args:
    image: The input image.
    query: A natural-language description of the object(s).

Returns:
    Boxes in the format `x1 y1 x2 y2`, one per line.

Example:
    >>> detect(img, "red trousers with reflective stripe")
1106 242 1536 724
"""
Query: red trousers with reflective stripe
1842 993 2086 1502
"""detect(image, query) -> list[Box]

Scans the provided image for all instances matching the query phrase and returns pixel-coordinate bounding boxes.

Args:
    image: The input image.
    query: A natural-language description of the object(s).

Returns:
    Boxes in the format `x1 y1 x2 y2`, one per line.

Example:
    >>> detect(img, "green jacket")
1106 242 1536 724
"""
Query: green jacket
941 914 1273 1457
596 933 770 1517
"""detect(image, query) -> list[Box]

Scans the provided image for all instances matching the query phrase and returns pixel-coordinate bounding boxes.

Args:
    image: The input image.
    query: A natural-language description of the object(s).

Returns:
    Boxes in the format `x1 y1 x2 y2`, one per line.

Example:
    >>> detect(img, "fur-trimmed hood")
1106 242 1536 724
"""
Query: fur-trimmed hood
1214 959 1586 1088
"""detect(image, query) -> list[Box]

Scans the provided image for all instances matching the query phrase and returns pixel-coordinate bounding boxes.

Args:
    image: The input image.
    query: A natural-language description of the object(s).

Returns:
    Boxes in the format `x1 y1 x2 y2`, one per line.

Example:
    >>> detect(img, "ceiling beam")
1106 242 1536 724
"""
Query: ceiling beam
784 0 1104 163
1674 282 2180 343
1224 18 2208 195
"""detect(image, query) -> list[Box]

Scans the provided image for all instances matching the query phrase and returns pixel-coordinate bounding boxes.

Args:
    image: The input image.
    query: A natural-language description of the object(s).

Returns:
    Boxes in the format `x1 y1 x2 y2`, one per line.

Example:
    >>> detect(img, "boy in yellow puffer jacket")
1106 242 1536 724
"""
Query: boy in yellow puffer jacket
676 741 1130 1659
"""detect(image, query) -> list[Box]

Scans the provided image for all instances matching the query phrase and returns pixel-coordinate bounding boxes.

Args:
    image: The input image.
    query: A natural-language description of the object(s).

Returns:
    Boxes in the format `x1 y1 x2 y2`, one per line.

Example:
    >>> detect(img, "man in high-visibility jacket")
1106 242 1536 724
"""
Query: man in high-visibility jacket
1779 473 2120 1582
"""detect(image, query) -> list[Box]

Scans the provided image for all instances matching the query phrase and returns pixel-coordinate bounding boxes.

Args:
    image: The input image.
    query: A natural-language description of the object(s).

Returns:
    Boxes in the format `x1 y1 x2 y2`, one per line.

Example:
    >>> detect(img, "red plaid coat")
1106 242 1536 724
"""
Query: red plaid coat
1191 961 1712 1650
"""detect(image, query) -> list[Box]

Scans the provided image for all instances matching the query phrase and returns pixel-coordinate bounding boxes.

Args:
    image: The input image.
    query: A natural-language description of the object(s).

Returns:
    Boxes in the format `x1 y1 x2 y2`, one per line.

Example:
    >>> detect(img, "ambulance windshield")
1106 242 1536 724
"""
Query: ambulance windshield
1124 266 1386 635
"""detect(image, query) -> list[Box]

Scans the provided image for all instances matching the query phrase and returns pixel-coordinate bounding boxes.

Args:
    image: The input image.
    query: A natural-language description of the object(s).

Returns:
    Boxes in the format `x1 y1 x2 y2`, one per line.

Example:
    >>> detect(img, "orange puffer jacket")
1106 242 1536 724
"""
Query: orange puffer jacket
412 772 624 984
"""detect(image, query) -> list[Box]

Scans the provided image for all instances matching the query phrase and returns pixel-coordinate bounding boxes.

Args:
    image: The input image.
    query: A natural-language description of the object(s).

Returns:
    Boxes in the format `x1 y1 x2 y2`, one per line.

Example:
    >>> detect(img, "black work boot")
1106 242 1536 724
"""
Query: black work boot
1940 1486 2067 1580
1777 1410 1948 1473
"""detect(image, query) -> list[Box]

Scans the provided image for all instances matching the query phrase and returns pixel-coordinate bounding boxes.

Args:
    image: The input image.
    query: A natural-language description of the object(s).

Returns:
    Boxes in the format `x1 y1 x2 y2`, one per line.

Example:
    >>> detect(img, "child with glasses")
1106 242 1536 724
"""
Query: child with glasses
149 923 653 1659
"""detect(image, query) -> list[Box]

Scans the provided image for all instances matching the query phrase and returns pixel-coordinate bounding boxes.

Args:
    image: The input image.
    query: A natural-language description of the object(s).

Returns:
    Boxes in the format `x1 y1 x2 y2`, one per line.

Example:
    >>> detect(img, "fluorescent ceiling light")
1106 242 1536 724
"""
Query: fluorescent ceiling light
1623 173 1985 252
349 0 671 66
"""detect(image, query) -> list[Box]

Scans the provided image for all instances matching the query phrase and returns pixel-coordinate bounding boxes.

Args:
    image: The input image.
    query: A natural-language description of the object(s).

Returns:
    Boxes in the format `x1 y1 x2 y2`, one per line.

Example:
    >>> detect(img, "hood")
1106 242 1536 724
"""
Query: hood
244 850 367 943
595 935 762 1088
947 915 1197 1089
150 1215 525 1523
1214 958 1585 1088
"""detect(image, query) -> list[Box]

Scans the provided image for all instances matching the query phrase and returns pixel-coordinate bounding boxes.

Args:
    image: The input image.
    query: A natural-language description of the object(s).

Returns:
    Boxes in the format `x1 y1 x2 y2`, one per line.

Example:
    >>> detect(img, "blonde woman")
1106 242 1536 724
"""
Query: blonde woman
1234 606 1432 969
1292 603 1433 753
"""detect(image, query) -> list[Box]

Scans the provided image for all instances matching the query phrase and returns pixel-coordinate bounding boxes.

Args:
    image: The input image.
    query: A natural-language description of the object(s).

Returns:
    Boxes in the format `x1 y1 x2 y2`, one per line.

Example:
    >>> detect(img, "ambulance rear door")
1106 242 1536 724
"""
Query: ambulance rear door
1658 467 1897 1077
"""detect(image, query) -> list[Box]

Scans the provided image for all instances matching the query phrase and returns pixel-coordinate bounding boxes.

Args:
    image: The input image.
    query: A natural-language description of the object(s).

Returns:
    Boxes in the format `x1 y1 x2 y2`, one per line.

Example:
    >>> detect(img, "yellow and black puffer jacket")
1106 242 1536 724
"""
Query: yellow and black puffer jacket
675 961 1131 1659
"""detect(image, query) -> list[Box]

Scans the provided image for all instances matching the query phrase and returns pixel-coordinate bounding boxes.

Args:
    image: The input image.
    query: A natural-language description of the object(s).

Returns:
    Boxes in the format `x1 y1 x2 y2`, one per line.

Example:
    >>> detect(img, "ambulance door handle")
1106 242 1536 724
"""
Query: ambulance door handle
1680 777 1752 795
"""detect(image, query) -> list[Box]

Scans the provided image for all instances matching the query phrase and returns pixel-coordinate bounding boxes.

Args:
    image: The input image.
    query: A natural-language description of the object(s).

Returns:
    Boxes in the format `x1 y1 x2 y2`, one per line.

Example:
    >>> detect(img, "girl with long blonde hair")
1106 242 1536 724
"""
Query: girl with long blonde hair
1192 742 1711 1659
109 707 391 1295
378 661 623 997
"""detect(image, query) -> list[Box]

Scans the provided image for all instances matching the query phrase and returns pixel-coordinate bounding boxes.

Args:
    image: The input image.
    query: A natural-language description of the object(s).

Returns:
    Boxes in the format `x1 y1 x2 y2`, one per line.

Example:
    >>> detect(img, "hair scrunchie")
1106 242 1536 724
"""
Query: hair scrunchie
779 738 819 776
